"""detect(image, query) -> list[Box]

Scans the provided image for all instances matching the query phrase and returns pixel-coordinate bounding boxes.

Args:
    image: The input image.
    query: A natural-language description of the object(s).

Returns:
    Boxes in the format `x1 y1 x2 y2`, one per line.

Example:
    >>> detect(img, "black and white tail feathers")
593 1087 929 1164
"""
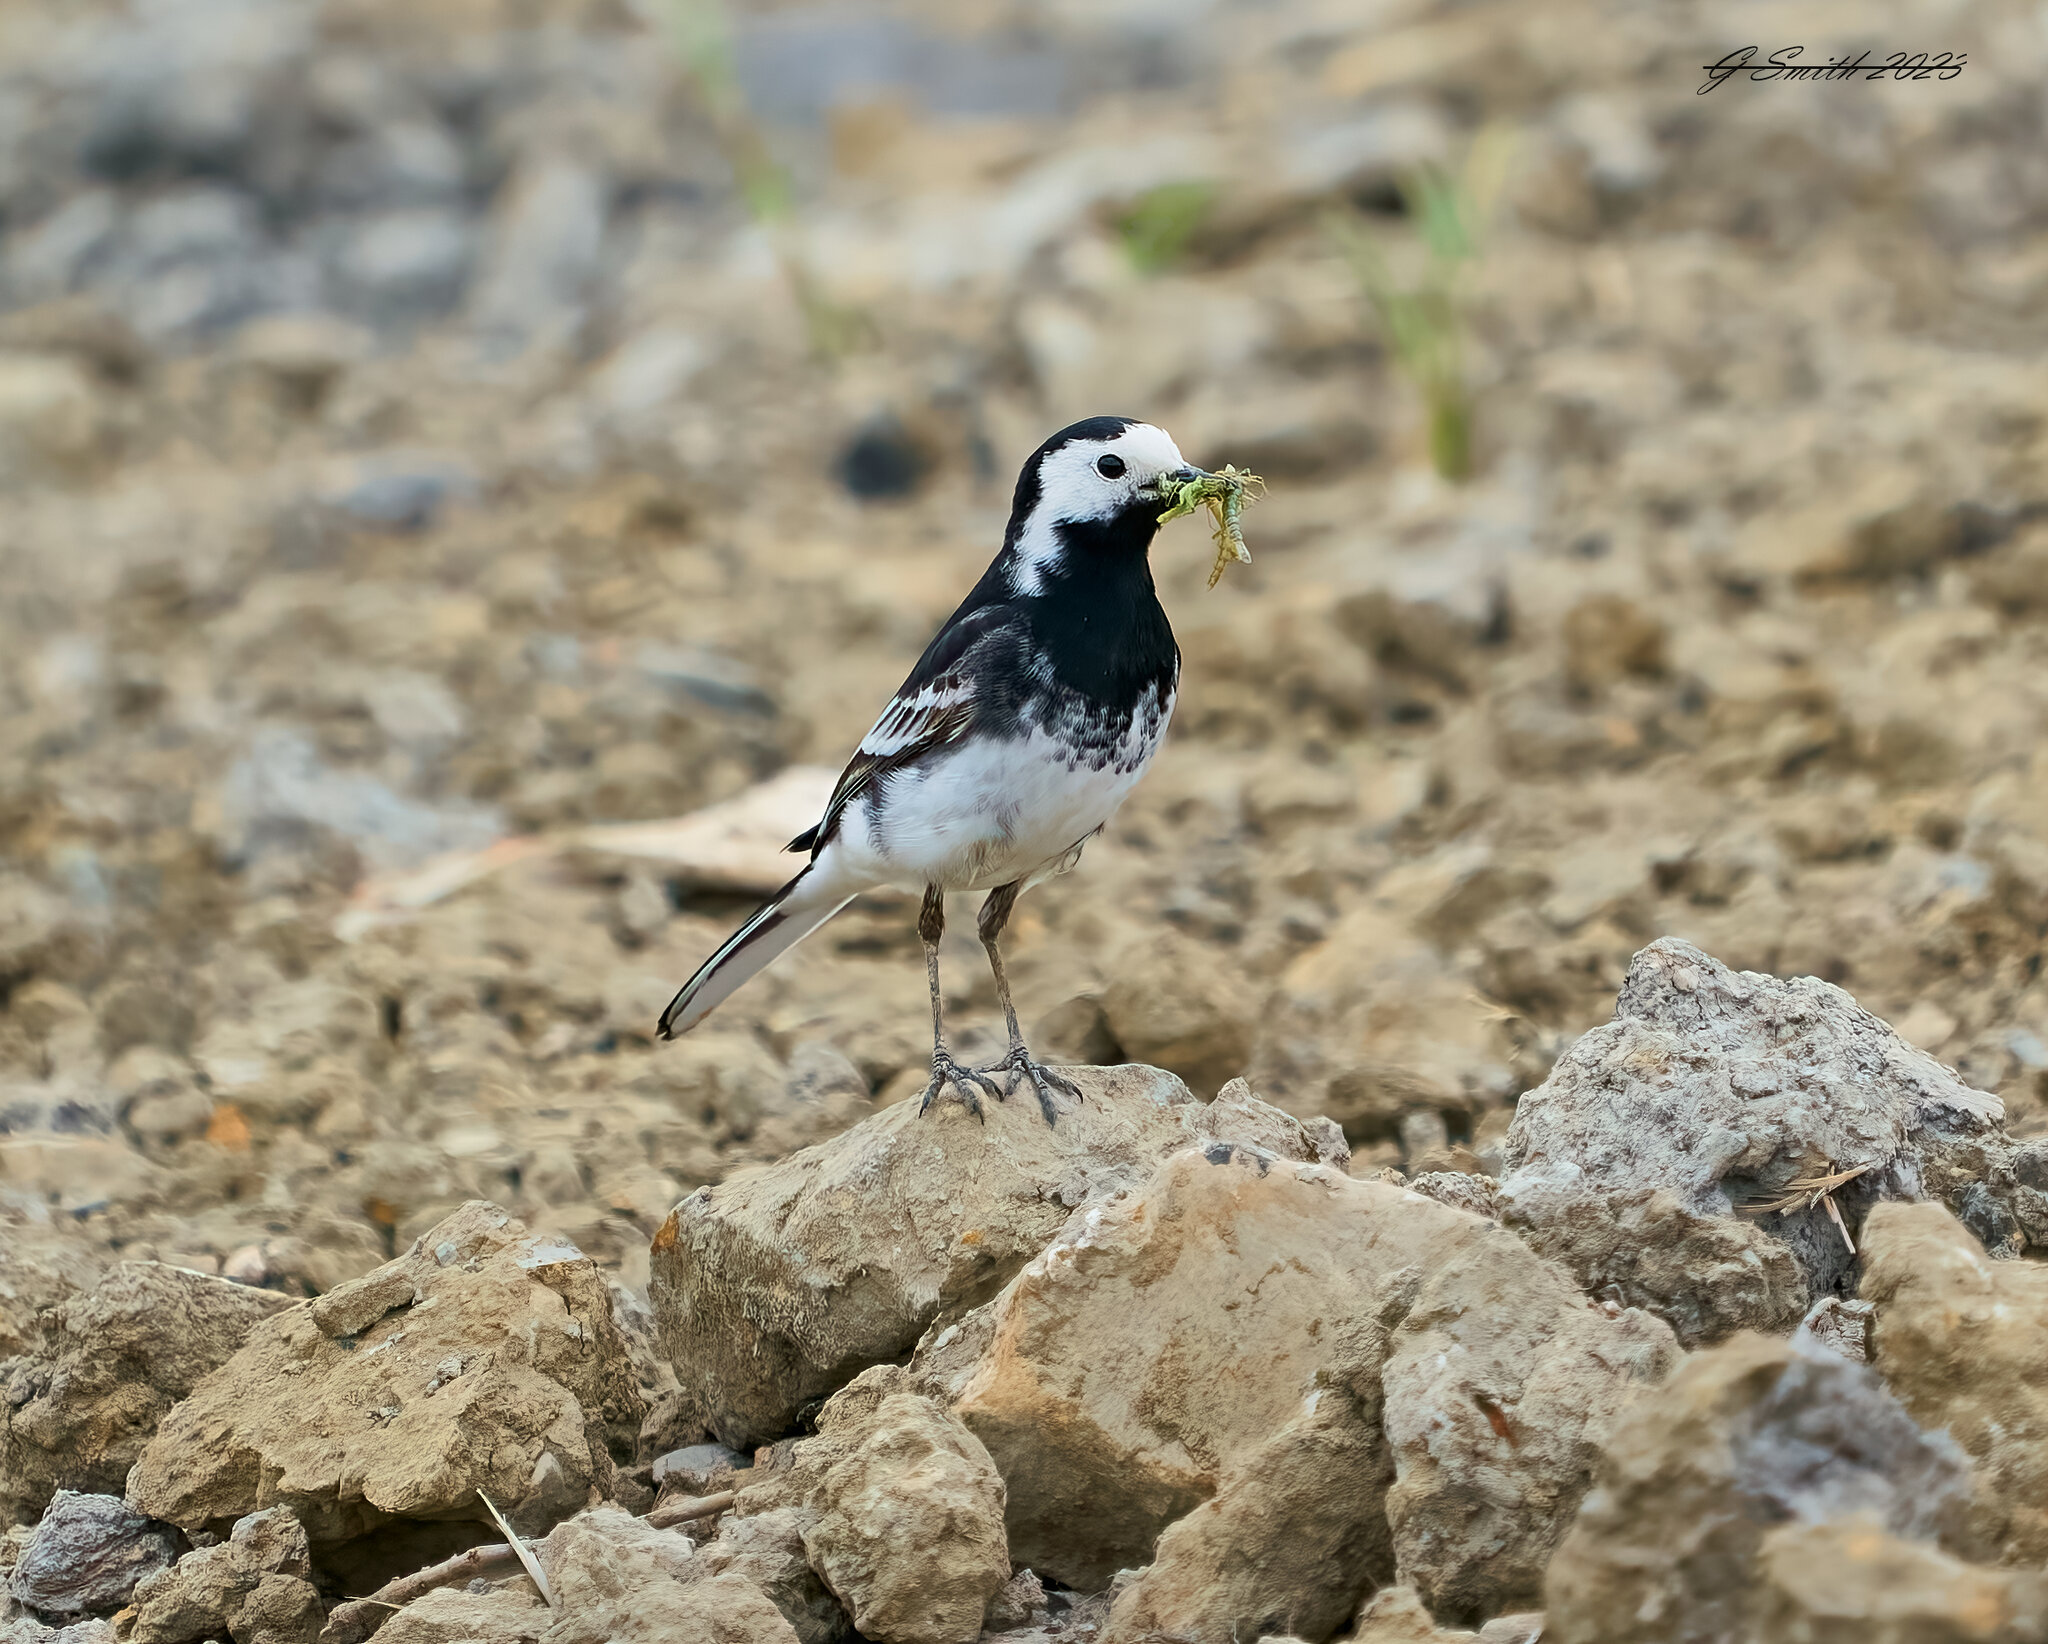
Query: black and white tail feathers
656 865 855 1040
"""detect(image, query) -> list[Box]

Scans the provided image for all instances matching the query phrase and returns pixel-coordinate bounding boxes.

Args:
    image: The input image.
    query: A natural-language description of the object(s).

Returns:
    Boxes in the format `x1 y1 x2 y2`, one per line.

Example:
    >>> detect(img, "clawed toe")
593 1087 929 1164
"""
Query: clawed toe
979 1045 1084 1126
918 1052 1005 1121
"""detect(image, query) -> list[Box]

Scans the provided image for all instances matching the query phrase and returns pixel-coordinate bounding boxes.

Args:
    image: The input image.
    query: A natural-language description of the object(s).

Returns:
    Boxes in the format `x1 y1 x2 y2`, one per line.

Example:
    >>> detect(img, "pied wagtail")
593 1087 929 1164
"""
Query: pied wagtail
658 416 1208 1123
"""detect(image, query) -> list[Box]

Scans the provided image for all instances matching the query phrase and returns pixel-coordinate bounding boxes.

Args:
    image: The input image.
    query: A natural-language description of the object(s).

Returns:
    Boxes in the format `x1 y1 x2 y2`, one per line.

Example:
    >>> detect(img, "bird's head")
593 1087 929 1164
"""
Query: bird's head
1001 415 1208 596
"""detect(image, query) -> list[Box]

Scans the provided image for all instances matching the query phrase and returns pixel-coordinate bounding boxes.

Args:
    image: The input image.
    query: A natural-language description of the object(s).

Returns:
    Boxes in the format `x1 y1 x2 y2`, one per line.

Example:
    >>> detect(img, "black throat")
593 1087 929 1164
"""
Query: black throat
1015 503 1179 709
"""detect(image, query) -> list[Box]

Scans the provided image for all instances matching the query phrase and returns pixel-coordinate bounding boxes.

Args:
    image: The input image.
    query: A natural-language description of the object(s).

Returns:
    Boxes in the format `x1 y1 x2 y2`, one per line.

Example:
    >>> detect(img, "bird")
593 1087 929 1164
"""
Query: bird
657 416 1206 1124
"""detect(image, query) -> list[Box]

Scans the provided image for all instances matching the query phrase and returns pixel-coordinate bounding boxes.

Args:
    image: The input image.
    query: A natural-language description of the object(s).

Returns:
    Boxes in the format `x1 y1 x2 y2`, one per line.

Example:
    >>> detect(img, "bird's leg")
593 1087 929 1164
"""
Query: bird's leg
917 884 1002 1121
974 881 1084 1125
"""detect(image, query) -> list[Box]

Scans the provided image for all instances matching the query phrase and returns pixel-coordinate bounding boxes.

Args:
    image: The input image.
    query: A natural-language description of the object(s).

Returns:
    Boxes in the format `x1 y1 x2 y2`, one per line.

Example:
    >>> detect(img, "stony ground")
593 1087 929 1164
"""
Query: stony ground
2 0 2048 1636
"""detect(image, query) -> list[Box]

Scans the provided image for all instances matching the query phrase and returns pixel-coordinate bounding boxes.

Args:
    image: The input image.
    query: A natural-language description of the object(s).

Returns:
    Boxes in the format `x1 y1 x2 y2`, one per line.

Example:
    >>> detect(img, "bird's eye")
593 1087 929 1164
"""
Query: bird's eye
1095 454 1126 479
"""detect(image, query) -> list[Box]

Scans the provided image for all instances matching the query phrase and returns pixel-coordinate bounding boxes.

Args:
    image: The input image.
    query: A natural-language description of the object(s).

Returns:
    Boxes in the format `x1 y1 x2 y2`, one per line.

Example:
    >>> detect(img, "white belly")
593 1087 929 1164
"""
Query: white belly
837 715 1166 893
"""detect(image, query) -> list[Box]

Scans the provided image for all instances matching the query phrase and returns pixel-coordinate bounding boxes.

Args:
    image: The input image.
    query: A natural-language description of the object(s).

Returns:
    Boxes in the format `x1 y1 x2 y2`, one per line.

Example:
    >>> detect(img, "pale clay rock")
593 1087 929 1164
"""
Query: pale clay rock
1101 1319 1393 1643
729 1369 1008 1644
1346 1589 1542 1644
983 1568 1046 1630
1100 929 1257 1095
1861 1200 2048 1566
1251 896 1509 1141
2 1623 120 1644
803 1388 1008 1644
943 1142 1676 1615
129 1505 319 1644
1751 1517 2048 1644
370 1585 548 1644
1501 937 2022 1346
1 1263 293 1524
0 1239 101 1363
1543 1332 1976 1644
388 1507 795 1644
649 1065 1343 1448
1793 1295 1874 1363
653 1572 806 1644
685 1507 850 1644
307 1264 417 1338
127 1204 644 1544
1349 1585 1478 1643
537 1508 731 1644
535 1522 801 1644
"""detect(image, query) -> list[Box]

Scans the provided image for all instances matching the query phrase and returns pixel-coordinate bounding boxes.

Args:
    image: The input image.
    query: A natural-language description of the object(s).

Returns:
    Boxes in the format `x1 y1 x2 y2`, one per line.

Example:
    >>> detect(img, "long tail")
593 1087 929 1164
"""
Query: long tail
657 864 856 1039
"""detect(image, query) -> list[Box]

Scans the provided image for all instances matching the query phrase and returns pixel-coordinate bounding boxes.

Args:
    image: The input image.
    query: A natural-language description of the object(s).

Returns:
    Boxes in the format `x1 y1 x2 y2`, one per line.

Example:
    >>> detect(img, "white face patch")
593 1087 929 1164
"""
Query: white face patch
1008 422 1188 596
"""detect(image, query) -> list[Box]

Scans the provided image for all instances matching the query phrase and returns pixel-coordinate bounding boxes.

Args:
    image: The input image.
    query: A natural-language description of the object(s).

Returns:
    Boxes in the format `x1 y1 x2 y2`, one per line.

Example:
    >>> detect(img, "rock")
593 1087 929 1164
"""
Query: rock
1 1263 294 1524
307 1265 416 1339
650 1065 1338 1448
1100 931 1257 1094
0 297 149 386
1795 1296 1875 1363
653 1443 751 1497
1349 1593 1540 1644
0 353 108 484
527 1511 804 1644
746 1044 873 1158
467 158 607 355
800 1382 1008 1644
0 1238 100 1363
1350 1586 1476 1642
1202 1079 1350 1171
0 872 101 992
0 1129 153 1222
687 1508 850 1644
1253 875 1515 1141
128 1204 645 1545
7 1493 178 1617
1 1625 118 1644
538 1508 700 1642
1403 1171 1500 1220
1501 938 2019 1345
129 1506 318 1644
222 1574 324 1644
1560 594 1665 696
218 726 501 878
329 462 477 535
1751 1518 2048 1644
335 208 474 319
1380 1222 1678 1624
1543 1333 1976 1644
1102 1321 1393 1642
649 1572 803 1644
370 1585 547 1644
984 1570 1045 1631
1500 1182 1806 1349
1335 587 1487 696
944 1144 1675 1611
1971 524 2048 618
1861 1200 2048 1565
835 414 933 501
638 1386 710 1466
230 313 362 412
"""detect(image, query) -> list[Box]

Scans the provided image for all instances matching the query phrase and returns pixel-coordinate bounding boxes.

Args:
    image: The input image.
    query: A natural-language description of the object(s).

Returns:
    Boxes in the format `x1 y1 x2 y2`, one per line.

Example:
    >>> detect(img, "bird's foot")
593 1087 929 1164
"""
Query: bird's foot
979 1044 1085 1126
918 1050 1005 1121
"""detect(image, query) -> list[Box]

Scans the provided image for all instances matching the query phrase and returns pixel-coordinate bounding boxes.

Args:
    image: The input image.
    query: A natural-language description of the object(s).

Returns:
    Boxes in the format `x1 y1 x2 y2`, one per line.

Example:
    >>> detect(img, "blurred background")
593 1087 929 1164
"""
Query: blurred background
1 0 2045 1298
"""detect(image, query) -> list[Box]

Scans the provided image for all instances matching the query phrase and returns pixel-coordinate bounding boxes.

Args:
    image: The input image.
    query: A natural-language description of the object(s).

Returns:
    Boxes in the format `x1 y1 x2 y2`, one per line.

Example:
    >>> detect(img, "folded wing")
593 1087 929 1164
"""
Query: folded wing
791 602 1024 856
